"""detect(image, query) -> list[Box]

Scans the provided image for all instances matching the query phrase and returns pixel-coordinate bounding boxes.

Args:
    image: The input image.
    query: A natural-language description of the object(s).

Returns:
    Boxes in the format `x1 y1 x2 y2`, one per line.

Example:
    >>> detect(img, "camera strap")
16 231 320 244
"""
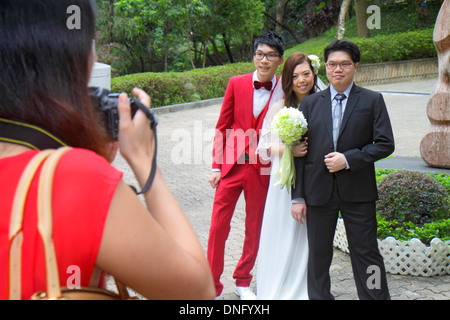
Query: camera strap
125 103 158 195
0 118 68 150
0 117 157 195
130 127 158 195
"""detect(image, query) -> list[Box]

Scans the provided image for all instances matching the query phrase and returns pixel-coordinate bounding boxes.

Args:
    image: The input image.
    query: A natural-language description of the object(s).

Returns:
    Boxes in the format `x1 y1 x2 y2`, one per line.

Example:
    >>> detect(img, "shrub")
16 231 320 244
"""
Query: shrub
301 1 340 38
352 29 436 63
111 29 435 108
377 170 450 225
111 62 255 108
377 217 450 245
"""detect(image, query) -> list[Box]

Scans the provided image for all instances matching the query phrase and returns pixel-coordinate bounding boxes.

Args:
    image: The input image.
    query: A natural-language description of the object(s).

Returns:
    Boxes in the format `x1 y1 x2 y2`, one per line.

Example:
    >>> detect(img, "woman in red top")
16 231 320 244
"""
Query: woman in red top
0 0 214 300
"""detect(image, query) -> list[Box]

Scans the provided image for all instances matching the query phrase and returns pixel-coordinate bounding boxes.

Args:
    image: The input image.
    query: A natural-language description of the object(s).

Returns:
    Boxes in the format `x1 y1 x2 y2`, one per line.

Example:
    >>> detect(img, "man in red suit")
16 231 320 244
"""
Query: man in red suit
207 31 285 300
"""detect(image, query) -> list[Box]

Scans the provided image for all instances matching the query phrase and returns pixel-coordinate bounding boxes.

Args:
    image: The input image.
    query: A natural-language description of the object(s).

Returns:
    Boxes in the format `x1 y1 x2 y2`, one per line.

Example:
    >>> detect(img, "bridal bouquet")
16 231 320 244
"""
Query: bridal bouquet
270 107 308 192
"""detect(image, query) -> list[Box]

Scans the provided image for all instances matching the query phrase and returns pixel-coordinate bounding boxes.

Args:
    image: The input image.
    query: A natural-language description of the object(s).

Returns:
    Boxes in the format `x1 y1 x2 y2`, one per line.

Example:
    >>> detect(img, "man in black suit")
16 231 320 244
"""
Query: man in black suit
291 39 394 300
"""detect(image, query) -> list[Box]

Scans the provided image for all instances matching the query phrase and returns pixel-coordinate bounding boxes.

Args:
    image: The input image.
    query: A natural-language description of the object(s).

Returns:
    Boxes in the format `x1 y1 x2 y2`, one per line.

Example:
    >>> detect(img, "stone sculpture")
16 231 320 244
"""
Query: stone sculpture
420 0 450 169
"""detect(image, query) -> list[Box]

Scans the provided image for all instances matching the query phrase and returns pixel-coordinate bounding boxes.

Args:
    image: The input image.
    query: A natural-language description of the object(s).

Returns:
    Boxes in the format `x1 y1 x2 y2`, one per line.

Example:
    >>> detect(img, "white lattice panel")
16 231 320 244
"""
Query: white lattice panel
333 218 450 276
333 218 349 253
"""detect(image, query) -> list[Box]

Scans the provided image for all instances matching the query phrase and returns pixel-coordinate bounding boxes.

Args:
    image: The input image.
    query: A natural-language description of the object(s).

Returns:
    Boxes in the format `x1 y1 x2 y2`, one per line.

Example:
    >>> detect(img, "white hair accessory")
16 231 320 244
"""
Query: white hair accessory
307 54 320 74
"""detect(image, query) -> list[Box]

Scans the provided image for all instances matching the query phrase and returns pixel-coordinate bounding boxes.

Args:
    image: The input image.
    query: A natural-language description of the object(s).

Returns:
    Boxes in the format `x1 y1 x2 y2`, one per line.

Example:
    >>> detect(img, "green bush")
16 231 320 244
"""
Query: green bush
375 168 450 192
375 169 450 244
111 62 255 108
352 29 436 64
112 29 435 108
377 170 450 225
377 217 450 245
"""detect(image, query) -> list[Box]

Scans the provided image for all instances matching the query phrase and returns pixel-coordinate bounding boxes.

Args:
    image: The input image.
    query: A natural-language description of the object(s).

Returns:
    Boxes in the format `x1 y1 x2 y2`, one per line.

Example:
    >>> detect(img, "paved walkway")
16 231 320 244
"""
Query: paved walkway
112 78 449 300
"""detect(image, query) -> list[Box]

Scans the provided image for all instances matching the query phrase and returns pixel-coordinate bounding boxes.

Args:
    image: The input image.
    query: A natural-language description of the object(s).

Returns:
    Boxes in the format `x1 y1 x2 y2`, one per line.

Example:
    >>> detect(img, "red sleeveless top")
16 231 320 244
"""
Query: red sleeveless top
0 148 122 299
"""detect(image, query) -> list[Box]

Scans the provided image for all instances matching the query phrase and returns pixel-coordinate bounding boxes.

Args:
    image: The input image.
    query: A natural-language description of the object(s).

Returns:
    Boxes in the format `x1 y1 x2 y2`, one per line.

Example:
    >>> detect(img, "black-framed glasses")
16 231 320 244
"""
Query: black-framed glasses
325 62 353 70
254 51 281 61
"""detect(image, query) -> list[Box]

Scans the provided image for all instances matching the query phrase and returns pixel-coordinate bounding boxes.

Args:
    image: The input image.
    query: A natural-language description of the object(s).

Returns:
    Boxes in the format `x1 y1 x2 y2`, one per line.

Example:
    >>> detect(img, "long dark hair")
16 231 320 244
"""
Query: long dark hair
0 0 110 158
281 52 319 108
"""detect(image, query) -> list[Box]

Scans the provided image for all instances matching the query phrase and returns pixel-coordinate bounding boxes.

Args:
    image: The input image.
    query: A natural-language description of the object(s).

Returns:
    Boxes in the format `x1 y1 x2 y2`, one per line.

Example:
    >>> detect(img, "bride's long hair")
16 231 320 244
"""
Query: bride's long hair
281 53 319 109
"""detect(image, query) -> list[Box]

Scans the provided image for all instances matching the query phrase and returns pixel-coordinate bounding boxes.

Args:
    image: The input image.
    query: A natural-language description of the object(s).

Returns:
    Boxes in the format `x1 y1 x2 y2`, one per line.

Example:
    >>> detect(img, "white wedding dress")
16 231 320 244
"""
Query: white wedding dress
255 77 326 300
256 151 309 300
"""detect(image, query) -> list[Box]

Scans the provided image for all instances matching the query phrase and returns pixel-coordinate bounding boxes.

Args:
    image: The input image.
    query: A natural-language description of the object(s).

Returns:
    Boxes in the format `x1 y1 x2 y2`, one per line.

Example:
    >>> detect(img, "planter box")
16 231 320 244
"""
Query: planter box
354 58 438 86
333 218 450 276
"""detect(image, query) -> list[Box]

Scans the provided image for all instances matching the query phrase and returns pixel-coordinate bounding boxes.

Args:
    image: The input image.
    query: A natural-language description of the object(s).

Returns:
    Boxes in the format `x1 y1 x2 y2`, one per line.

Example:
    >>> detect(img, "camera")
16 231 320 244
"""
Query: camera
89 87 157 140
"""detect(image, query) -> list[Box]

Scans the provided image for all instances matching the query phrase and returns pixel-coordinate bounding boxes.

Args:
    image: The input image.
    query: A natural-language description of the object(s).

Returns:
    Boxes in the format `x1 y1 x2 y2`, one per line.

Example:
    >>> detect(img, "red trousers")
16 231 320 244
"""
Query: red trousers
207 163 269 296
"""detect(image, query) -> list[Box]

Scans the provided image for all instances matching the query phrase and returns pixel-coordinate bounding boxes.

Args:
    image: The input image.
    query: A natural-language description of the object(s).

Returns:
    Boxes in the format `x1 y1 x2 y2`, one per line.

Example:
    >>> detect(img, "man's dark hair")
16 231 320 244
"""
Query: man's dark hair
324 39 361 63
253 31 285 57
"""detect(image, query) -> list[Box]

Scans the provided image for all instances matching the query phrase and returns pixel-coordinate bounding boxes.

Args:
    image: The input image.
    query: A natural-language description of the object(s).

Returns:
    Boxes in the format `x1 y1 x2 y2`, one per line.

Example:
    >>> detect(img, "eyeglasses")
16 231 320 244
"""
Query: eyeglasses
254 51 281 61
325 62 353 70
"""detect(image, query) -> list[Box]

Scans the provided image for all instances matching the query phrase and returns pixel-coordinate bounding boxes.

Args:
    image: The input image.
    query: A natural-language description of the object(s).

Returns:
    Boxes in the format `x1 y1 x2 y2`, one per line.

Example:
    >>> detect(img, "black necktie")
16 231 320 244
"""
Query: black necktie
254 81 272 91
333 93 346 150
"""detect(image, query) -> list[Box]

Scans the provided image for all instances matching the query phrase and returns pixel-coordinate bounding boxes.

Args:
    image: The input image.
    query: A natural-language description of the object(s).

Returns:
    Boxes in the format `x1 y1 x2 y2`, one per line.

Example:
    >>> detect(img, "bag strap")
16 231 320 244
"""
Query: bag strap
38 147 132 299
36 147 72 299
8 150 54 299
9 147 132 300
89 266 131 299
8 148 71 299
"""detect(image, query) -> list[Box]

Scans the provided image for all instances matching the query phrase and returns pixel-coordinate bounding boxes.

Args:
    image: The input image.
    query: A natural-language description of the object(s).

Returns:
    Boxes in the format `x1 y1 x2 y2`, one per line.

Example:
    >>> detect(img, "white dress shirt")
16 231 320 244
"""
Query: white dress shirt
213 72 277 173
292 82 353 204
252 71 277 118
329 82 353 119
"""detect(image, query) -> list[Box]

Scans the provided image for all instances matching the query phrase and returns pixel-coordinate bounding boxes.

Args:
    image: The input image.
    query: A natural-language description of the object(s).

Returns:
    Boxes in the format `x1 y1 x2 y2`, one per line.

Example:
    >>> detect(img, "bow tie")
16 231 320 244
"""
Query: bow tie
254 80 272 91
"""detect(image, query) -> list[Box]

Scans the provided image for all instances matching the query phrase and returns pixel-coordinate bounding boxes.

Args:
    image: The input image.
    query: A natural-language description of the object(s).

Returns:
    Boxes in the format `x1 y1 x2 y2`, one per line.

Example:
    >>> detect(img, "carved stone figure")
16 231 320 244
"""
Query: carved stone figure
420 0 450 169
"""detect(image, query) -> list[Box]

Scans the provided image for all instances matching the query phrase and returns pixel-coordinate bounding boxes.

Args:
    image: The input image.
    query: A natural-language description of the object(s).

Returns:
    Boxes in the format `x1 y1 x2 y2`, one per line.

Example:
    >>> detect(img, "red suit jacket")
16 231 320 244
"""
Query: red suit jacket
212 73 277 187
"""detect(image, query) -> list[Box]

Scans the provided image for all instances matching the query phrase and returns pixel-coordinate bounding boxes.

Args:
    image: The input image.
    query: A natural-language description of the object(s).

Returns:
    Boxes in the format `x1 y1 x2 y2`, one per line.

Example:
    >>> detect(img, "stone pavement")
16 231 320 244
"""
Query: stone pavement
112 78 449 300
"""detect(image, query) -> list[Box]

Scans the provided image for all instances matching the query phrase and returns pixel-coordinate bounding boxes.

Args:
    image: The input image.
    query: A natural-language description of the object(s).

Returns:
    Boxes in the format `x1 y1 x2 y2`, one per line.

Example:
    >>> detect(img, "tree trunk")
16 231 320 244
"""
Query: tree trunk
108 0 115 42
202 42 207 68
164 52 168 72
263 12 302 43
355 0 370 38
222 34 234 63
337 0 352 39
209 37 220 56
414 0 431 21
276 0 284 33
179 26 196 69
183 0 196 69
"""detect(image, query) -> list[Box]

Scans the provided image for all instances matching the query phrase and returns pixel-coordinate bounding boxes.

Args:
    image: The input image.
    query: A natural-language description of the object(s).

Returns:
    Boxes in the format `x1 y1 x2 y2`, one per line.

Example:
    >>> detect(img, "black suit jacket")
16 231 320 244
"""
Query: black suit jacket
292 84 395 206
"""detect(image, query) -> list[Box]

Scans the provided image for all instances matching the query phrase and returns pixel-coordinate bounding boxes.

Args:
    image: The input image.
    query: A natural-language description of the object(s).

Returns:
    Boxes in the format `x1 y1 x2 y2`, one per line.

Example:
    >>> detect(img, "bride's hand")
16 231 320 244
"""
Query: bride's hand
291 203 307 224
293 139 308 157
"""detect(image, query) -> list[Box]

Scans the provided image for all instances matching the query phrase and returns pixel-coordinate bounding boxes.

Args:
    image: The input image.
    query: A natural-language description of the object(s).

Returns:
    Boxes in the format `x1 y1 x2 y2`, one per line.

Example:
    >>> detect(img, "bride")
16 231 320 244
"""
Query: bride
256 53 325 299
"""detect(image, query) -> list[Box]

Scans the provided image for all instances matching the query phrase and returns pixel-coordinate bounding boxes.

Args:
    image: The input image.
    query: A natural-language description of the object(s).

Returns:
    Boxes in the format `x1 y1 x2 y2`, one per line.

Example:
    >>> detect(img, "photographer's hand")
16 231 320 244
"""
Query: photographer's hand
105 89 215 299
117 88 155 187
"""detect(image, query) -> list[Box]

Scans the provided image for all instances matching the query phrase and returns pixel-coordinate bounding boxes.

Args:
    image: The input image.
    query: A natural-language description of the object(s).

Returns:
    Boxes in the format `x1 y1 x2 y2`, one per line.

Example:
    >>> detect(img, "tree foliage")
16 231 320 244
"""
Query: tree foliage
99 0 265 73
94 0 442 75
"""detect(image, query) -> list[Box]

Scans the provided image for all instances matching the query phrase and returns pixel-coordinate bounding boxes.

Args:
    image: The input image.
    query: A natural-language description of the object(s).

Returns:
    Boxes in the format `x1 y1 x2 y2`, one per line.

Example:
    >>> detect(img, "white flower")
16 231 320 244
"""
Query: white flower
271 107 308 145
308 54 321 74
270 107 308 191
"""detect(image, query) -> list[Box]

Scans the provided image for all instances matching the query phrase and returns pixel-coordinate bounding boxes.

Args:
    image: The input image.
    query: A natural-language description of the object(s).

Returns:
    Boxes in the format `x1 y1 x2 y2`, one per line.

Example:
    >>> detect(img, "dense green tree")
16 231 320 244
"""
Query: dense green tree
114 0 265 68
263 0 310 43
95 0 156 74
